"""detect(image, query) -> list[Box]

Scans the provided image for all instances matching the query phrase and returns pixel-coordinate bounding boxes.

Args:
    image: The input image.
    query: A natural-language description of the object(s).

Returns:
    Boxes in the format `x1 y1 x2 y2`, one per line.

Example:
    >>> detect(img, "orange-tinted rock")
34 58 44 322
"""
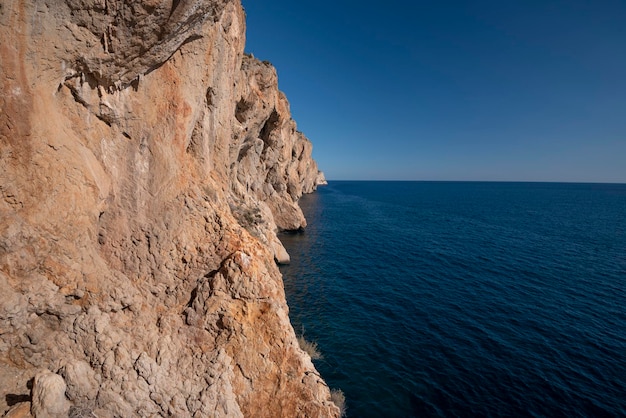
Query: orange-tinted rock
0 1 336 416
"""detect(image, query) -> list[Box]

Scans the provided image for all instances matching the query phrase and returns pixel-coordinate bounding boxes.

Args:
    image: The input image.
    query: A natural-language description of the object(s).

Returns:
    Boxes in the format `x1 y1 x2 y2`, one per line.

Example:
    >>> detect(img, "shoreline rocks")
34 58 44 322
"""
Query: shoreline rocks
0 1 337 416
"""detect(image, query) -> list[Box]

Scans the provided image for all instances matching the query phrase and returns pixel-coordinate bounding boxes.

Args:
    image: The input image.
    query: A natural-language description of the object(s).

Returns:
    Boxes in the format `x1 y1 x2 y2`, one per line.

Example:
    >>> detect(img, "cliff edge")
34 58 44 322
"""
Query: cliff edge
0 1 334 417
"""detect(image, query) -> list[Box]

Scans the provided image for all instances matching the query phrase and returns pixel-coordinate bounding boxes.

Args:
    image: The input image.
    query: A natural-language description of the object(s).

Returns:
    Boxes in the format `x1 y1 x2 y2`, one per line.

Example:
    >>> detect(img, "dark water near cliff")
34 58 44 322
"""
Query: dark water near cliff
279 181 626 418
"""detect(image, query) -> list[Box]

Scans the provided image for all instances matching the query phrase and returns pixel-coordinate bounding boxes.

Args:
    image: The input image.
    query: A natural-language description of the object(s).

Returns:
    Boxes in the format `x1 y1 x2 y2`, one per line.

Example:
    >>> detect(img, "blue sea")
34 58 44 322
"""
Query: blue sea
279 181 626 418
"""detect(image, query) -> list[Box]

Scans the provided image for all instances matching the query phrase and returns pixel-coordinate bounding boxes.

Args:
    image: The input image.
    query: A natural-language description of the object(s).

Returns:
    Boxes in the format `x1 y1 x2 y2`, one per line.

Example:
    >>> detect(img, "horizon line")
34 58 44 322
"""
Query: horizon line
323 179 626 185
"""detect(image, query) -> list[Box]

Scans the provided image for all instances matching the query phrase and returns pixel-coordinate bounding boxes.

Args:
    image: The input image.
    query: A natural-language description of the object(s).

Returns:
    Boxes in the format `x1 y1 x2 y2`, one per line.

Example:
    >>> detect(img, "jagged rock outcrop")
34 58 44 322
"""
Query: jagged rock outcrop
0 1 332 417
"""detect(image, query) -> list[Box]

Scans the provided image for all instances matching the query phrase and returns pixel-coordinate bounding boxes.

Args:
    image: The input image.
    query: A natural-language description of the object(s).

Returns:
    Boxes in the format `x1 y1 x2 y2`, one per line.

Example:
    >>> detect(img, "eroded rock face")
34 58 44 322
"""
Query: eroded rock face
0 1 333 417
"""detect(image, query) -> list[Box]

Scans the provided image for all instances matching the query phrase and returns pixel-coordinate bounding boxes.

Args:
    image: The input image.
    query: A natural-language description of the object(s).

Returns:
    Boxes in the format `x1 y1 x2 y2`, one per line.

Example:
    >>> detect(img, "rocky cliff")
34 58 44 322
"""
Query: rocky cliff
0 1 334 417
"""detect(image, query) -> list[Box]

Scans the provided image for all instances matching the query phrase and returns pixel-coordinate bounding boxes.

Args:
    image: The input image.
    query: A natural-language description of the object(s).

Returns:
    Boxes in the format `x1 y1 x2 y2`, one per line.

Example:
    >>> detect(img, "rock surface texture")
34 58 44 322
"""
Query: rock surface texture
0 1 333 417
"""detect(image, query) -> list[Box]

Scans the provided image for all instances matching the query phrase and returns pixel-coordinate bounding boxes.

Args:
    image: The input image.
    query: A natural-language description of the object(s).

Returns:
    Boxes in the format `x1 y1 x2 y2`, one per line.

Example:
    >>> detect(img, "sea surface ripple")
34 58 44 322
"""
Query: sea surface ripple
279 181 626 418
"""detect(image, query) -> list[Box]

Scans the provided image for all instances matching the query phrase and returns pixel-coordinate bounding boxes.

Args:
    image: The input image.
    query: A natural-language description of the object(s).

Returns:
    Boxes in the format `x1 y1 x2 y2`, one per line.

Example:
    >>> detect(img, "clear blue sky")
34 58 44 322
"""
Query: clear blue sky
241 0 626 182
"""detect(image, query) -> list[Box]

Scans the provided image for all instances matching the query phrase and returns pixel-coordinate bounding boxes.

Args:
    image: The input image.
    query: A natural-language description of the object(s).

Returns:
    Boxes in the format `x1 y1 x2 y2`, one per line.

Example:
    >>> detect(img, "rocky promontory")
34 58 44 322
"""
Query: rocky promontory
0 1 334 416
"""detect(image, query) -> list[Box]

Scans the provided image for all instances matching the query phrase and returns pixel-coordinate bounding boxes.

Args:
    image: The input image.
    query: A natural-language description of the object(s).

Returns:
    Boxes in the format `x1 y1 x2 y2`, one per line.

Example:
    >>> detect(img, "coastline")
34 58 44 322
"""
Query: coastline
0 1 338 416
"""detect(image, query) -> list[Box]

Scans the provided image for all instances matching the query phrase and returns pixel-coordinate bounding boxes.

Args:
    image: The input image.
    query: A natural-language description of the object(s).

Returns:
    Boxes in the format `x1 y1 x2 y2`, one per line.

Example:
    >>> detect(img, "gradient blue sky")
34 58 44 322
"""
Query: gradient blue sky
241 0 626 182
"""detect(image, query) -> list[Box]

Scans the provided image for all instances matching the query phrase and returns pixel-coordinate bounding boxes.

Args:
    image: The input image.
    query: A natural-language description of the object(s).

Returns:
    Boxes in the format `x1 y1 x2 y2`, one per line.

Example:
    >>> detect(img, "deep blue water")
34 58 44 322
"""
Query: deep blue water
279 181 626 418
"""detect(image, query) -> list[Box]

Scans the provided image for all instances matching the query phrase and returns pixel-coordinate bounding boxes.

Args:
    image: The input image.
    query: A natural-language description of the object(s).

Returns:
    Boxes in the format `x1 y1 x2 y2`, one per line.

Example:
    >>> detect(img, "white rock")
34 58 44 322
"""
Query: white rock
31 371 70 418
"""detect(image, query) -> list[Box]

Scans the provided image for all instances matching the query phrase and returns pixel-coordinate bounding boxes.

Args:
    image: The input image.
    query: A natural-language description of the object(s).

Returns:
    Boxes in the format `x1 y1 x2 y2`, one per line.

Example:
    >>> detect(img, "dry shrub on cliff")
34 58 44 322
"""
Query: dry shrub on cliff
297 336 322 360
330 389 346 417
230 204 264 235
68 405 97 418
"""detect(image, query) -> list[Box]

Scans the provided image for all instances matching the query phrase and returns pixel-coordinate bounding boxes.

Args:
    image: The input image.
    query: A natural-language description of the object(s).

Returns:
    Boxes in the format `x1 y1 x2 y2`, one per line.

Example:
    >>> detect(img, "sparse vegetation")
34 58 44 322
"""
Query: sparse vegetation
330 388 346 417
241 206 262 227
297 335 322 360
231 203 263 234
69 404 97 418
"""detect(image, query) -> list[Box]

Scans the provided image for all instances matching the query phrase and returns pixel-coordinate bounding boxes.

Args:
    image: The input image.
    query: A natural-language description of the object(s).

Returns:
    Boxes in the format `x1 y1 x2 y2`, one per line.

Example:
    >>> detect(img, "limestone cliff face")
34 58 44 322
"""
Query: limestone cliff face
0 1 333 417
